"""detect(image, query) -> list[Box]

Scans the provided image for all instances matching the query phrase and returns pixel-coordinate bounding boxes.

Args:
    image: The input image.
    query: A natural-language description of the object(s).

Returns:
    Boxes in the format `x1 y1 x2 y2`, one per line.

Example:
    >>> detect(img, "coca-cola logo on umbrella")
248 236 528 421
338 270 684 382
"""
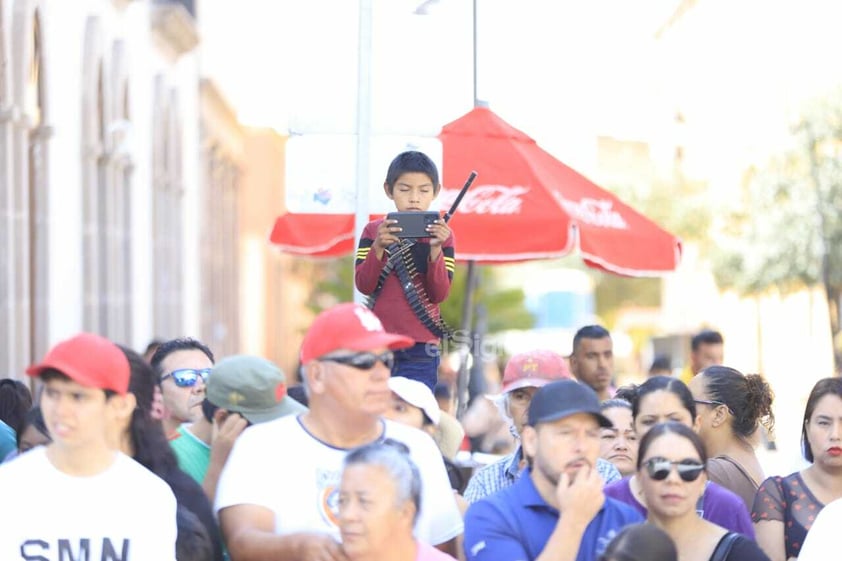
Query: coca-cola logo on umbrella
439 185 529 215
555 195 628 230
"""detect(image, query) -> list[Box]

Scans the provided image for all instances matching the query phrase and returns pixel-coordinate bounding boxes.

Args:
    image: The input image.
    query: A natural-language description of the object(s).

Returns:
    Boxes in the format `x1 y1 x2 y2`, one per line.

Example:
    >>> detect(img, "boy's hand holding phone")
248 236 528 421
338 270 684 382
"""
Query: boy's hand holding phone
373 219 400 258
426 218 451 247
426 218 451 262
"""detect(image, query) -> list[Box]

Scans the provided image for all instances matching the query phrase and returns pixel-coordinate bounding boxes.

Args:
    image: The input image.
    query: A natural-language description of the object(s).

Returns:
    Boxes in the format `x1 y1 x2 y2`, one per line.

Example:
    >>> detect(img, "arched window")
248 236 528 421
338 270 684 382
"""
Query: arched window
81 16 105 336
0 0 10 376
81 22 134 344
152 77 184 338
27 10 49 364
200 128 241 355
6 4 50 377
198 82 243 357
102 40 133 342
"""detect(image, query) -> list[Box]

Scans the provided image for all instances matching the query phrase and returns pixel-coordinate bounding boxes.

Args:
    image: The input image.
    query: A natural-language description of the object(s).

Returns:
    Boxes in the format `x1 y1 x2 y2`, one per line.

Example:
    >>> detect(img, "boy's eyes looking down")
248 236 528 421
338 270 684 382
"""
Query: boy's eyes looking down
396 185 432 193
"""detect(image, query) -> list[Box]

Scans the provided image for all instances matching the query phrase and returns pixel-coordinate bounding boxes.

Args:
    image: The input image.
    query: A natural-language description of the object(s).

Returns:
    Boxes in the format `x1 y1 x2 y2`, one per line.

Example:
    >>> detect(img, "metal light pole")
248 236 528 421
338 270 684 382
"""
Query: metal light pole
456 0 480 420
353 0 373 304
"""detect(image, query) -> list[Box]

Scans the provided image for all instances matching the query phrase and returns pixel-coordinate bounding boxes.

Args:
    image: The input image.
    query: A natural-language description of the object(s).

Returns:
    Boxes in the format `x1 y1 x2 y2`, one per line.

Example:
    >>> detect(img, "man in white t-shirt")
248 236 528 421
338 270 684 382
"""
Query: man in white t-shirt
0 332 178 560
216 303 464 561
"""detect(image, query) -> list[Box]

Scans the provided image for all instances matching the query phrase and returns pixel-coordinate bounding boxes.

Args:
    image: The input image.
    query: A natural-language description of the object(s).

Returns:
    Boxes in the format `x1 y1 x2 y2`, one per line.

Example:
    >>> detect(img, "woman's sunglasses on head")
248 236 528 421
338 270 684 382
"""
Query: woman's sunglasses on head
643 457 705 482
160 368 212 388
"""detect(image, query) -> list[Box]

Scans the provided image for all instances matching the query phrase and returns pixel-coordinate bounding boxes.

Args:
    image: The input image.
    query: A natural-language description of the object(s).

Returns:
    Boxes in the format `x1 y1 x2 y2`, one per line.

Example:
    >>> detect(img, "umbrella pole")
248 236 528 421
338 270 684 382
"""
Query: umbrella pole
456 260 478 420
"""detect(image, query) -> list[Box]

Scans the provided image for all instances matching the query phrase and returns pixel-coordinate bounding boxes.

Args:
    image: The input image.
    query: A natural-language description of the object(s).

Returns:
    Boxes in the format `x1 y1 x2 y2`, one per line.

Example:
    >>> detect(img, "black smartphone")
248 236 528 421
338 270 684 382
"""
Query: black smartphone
386 211 440 239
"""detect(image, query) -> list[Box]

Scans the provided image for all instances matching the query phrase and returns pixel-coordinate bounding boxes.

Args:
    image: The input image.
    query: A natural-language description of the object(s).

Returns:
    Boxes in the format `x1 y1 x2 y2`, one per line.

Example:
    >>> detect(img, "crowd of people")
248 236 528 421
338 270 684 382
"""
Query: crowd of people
0 151 839 560
0 308 840 561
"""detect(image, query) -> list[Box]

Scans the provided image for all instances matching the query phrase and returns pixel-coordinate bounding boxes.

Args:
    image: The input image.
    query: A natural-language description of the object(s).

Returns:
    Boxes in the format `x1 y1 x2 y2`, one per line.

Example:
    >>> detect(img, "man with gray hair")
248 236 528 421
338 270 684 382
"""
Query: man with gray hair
338 440 456 561
463 350 621 504
216 303 463 560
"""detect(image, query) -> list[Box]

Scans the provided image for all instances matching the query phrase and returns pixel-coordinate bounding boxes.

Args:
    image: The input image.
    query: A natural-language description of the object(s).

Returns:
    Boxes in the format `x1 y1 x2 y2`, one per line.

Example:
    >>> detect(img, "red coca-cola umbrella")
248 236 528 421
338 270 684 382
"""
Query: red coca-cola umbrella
270 213 358 258
270 107 681 275
437 106 681 274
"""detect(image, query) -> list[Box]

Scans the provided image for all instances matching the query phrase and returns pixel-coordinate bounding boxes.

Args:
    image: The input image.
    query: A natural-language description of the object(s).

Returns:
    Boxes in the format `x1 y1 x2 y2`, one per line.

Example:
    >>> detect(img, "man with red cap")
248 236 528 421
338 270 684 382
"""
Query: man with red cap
0 333 177 559
216 303 463 561
463 350 621 504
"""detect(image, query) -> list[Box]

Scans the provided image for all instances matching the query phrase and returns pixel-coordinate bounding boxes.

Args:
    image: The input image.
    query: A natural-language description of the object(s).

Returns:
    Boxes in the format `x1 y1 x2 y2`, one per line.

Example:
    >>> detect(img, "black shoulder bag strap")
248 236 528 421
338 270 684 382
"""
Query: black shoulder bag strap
710 532 740 561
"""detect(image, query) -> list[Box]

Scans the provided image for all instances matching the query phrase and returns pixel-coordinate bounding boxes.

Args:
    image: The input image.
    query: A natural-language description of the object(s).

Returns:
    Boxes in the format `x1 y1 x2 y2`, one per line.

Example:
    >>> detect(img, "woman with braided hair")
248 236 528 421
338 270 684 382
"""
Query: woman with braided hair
688 366 775 511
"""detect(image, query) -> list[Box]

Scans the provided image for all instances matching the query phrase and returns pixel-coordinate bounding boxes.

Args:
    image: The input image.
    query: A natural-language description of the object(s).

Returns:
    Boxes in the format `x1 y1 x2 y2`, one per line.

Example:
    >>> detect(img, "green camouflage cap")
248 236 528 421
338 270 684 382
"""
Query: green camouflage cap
207 355 306 423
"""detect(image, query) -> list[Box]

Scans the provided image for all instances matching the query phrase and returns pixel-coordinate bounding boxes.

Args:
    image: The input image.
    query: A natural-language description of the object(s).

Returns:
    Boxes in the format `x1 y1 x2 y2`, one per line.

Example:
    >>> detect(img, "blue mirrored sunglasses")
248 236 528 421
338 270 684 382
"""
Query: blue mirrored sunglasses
321 351 395 370
160 368 212 388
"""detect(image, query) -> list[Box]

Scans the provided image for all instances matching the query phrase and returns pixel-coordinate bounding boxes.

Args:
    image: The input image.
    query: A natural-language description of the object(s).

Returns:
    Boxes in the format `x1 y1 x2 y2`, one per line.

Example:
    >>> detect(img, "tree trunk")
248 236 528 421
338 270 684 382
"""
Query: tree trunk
826 282 842 375
804 125 840 375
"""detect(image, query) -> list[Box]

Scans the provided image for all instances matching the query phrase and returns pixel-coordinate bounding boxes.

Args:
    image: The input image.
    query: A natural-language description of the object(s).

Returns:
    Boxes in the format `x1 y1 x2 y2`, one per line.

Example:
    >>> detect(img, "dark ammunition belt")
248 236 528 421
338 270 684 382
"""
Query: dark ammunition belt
366 241 452 340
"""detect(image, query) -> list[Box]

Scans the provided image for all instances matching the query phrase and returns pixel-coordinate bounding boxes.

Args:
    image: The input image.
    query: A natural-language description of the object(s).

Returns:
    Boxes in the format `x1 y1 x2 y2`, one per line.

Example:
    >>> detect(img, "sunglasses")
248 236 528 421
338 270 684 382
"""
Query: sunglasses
160 368 212 388
643 457 705 482
321 351 395 370
693 399 735 415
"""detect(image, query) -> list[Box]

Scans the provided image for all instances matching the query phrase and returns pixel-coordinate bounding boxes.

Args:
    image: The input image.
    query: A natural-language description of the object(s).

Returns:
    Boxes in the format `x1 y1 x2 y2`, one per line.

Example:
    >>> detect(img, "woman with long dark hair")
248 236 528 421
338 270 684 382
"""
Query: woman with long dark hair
113 346 224 561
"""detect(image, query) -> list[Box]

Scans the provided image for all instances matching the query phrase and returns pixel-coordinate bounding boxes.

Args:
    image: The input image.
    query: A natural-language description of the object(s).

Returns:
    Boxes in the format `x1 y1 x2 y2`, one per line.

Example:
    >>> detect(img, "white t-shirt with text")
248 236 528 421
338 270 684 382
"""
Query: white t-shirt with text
0 447 177 560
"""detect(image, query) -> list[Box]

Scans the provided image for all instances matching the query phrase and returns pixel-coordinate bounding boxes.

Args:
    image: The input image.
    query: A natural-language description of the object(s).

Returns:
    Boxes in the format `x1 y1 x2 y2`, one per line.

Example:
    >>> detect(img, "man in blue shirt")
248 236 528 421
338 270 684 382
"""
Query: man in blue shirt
463 350 620 505
464 380 642 561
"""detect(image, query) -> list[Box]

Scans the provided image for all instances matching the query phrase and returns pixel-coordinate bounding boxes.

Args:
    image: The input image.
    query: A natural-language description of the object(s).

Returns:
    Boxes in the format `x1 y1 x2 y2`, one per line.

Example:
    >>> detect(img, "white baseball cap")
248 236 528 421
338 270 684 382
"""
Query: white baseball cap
388 377 441 426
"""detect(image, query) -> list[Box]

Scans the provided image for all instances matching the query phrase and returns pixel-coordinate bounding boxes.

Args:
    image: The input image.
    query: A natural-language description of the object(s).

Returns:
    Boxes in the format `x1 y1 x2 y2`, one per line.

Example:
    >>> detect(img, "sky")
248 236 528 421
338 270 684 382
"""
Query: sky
201 0 842 185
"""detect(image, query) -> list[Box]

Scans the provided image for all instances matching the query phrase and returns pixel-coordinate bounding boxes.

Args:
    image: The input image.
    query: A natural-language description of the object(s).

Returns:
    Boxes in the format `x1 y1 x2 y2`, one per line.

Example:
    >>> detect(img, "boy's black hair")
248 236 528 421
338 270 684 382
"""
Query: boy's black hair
384 151 439 194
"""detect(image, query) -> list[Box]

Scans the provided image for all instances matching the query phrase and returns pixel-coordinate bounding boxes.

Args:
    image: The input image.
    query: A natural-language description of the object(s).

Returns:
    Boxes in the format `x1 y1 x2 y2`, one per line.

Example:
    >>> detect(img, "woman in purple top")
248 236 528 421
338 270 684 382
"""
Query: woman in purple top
604 376 755 538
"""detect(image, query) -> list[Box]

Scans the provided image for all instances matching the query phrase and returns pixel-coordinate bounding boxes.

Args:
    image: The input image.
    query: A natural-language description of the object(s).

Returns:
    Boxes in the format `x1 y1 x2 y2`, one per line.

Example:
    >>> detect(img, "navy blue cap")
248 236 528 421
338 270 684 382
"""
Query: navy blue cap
527 379 613 427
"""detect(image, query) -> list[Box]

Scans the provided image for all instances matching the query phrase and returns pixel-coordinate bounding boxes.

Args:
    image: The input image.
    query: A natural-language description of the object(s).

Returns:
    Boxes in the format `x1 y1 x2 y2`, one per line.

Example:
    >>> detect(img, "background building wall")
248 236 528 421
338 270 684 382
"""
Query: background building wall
0 0 249 380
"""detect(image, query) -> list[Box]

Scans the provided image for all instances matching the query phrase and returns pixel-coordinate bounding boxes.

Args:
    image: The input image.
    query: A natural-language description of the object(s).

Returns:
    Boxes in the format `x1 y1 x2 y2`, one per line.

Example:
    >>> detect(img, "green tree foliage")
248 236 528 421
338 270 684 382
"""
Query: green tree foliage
304 256 354 313
713 87 842 372
593 273 662 328
439 263 534 333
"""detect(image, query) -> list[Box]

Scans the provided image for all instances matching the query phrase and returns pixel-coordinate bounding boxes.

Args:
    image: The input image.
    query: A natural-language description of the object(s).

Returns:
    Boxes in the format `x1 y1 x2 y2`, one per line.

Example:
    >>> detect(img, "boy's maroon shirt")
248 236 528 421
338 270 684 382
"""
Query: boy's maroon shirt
355 218 455 344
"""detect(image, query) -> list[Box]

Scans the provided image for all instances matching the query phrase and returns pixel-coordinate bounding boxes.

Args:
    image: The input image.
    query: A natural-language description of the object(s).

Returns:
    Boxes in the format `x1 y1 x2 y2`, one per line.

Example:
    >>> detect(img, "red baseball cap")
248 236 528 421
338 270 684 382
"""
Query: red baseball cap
26 333 130 394
300 303 413 364
501 350 571 393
